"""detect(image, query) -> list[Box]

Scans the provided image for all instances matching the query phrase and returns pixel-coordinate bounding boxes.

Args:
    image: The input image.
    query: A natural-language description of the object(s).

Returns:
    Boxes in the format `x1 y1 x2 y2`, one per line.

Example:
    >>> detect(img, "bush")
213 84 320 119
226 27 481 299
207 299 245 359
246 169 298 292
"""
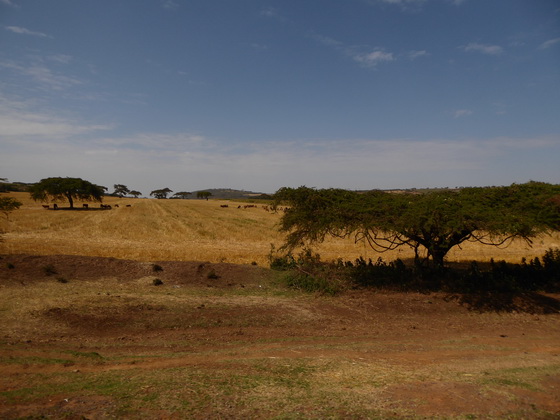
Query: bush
207 270 220 280
273 248 560 294
42 264 57 276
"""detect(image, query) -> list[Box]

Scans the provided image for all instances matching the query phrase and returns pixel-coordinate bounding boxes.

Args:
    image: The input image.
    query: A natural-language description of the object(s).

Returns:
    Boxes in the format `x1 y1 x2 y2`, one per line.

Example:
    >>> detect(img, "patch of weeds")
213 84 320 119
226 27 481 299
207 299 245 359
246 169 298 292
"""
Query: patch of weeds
274 249 348 296
153 278 164 286
207 270 220 280
42 264 57 276
478 365 560 392
63 350 104 359
0 355 75 365
151 263 163 272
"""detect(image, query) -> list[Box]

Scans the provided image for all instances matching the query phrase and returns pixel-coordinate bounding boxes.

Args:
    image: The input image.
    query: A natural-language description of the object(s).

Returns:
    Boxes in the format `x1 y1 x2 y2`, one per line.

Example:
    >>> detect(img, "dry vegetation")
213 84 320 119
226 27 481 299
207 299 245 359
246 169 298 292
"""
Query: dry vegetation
1 192 559 265
1 255 559 419
1 192 560 418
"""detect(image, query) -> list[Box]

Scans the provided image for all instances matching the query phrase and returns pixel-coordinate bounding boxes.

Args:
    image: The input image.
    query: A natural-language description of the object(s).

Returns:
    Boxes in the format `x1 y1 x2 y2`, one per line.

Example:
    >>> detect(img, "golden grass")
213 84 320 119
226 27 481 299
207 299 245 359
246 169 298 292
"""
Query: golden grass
1 192 559 265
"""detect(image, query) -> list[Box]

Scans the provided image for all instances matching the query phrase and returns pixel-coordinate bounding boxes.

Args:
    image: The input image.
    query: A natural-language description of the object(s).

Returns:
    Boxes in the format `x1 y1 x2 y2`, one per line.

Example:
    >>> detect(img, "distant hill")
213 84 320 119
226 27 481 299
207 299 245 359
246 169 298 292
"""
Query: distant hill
191 188 271 200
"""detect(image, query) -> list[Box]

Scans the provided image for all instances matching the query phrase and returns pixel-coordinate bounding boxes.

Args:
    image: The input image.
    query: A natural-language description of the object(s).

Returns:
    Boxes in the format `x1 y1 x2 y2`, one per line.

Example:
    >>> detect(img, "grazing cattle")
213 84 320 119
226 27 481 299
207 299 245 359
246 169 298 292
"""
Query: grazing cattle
83 204 88 209
126 204 131 207
42 205 49 209
100 204 112 209
220 204 229 208
114 204 119 208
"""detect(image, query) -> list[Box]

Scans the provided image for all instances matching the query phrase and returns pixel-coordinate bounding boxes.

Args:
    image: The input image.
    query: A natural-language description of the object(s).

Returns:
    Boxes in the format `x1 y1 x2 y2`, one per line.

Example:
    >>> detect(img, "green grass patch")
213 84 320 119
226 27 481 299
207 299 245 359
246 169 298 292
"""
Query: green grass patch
478 364 560 392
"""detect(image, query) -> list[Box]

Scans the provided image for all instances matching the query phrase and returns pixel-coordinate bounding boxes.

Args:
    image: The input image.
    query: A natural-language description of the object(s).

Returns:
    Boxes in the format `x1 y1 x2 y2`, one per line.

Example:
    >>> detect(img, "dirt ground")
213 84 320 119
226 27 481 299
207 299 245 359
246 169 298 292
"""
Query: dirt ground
1 254 559 419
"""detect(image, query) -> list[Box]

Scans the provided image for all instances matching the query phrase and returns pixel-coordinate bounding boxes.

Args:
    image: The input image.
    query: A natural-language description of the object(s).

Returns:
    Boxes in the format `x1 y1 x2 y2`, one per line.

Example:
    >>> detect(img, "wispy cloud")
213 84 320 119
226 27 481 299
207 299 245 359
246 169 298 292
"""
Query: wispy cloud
250 43 269 52
0 97 112 138
47 54 73 64
313 33 395 68
375 0 425 4
0 55 84 91
369 0 466 10
260 7 280 18
462 43 504 55
453 109 472 118
5 25 50 38
539 38 560 50
352 50 394 67
0 59 83 91
161 0 179 10
407 50 429 60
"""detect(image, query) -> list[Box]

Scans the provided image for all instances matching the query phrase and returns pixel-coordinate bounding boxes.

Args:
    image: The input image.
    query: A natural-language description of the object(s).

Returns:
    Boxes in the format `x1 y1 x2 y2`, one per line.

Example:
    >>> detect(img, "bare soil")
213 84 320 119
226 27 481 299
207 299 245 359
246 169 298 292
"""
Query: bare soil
1 254 560 419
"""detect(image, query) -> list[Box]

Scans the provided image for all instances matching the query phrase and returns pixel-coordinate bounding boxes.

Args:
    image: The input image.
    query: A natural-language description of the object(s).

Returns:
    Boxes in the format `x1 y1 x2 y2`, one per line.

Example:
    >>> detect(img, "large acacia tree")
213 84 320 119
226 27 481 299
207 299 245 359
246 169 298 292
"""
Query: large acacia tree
273 182 560 269
29 177 105 209
150 188 173 199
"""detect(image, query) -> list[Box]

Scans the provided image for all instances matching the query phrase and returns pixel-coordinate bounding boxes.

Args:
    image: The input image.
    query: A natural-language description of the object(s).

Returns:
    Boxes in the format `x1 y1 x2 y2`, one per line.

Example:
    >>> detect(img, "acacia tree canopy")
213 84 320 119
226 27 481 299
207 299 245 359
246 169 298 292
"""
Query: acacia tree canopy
29 177 105 209
172 191 191 199
150 188 173 199
113 184 130 197
273 182 560 268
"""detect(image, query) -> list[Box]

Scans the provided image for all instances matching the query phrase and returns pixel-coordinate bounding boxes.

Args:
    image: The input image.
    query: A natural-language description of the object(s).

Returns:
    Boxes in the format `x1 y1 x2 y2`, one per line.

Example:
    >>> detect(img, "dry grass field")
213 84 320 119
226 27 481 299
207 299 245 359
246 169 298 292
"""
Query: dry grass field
1 191 559 419
1 192 559 265
1 254 559 419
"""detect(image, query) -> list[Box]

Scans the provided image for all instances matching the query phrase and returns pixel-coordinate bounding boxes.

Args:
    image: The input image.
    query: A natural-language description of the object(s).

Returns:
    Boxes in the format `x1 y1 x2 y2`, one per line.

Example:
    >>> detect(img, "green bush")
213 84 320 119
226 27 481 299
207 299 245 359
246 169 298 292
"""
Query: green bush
273 248 560 294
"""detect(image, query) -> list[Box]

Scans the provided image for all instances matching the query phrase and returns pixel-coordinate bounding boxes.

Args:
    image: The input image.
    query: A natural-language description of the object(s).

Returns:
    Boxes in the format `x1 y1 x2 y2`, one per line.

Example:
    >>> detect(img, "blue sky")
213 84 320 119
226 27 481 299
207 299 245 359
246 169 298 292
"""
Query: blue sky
1 0 559 194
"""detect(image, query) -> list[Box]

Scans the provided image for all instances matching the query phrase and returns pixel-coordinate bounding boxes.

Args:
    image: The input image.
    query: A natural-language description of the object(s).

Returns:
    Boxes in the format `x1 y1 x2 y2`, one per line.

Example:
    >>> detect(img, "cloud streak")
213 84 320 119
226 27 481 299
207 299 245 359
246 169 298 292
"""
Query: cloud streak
313 34 396 68
462 43 504 55
5 25 50 38
539 38 560 50
0 58 83 91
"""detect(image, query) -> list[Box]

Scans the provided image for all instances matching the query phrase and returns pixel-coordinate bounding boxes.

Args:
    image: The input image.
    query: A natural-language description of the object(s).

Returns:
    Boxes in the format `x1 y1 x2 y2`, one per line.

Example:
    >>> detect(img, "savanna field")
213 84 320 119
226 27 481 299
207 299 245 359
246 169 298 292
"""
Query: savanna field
1 192 560 419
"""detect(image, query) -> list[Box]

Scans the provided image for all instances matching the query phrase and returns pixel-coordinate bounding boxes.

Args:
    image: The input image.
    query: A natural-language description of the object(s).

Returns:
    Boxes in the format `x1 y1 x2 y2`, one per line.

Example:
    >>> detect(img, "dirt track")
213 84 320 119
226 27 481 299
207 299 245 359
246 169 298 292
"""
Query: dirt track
1 254 560 419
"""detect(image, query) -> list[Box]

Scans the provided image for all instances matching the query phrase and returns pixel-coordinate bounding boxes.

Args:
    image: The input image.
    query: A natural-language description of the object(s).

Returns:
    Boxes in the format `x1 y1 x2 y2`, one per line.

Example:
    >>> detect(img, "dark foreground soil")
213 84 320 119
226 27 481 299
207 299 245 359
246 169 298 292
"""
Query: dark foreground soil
1 254 559 419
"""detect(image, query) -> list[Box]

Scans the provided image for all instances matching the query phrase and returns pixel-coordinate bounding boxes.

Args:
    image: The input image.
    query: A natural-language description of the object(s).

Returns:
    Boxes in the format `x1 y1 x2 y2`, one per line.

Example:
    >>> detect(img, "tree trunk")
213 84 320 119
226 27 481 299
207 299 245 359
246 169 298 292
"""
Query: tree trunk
430 248 447 270
65 193 74 209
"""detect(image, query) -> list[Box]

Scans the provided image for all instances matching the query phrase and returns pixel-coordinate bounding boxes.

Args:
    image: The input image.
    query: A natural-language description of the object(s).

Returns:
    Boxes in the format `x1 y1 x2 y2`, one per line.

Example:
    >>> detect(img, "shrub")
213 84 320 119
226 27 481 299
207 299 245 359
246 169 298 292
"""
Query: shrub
153 278 163 286
207 270 220 280
42 264 57 276
152 264 163 272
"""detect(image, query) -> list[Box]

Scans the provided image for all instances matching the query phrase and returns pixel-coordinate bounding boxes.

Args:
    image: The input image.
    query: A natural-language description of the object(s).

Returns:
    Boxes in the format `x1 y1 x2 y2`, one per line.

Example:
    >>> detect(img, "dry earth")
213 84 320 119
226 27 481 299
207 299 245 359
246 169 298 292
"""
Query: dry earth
1 254 559 419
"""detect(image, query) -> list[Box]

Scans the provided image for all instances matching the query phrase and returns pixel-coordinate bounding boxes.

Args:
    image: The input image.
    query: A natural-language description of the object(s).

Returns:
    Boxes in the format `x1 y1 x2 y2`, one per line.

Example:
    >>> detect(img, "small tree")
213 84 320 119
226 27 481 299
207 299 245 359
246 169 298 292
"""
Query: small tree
196 191 212 200
113 184 130 197
172 191 191 199
0 196 22 241
29 177 105 209
150 188 173 199
274 182 560 269
0 196 22 221
129 190 142 198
